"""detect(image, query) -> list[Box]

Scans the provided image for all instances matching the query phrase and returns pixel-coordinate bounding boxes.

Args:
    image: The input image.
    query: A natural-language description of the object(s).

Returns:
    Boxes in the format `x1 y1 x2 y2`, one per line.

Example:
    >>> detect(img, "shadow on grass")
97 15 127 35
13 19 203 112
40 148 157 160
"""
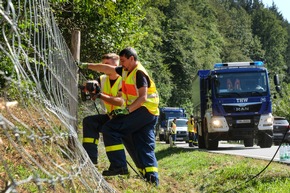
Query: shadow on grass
155 144 201 161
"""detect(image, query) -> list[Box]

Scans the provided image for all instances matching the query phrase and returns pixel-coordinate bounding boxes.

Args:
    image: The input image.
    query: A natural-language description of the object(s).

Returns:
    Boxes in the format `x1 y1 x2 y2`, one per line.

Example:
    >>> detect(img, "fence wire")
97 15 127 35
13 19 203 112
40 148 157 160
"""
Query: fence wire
0 0 115 192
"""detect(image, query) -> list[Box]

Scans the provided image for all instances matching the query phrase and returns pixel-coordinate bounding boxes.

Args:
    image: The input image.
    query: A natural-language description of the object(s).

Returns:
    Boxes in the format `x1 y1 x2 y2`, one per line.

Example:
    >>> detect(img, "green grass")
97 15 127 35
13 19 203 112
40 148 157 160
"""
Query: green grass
99 142 290 193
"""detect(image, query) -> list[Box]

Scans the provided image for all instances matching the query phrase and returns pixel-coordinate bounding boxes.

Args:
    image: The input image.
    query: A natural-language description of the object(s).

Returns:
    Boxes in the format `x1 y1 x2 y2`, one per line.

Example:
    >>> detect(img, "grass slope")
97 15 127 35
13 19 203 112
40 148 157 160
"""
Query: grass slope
99 142 290 193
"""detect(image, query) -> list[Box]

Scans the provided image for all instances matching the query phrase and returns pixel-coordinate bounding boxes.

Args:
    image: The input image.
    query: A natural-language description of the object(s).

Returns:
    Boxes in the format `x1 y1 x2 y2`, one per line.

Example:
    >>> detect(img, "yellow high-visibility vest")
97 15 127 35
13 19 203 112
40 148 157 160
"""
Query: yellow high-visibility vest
187 119 194 132
171 122 177 134
121 62 159 115
100 74 122 113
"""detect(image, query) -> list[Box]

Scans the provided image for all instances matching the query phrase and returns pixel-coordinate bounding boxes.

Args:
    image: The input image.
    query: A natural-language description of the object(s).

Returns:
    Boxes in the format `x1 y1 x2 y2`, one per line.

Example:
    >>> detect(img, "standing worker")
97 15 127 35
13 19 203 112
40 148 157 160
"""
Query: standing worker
187 115 195 147
79 47 160 186
170 118 177 146
82 53 123 165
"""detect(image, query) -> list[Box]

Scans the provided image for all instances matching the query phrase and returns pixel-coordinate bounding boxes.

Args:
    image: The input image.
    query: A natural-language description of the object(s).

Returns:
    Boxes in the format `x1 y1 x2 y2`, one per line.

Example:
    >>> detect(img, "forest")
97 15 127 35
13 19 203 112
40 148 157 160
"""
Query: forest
4 0 290 118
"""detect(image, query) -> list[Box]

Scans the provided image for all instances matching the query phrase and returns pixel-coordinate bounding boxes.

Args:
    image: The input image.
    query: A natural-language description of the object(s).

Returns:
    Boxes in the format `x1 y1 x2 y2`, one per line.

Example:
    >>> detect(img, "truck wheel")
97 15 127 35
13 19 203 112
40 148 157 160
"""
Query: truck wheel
259 130 273 148
244 138 254 147
205 132 218 150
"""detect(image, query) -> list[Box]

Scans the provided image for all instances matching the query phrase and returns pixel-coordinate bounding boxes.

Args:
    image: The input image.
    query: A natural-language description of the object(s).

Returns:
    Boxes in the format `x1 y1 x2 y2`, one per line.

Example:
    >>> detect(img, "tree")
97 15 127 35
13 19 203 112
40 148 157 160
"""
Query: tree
49 0 290 113
252 8 288 76
51 0 148 61
137 0 173 106
160 0 223 112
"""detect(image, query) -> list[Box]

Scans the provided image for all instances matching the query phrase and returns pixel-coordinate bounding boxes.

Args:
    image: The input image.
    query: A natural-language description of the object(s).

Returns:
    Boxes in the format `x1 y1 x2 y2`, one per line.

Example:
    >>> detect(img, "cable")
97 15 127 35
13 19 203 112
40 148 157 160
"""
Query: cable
224 126 289 193
93 101 100 114
125 160 146 181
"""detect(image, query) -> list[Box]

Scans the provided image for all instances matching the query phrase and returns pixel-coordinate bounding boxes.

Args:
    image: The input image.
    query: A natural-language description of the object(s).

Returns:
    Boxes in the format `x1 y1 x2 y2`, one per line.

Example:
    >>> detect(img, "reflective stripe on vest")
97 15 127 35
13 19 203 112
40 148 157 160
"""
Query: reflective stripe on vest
105 144 124 152
121 62 159 115
100 75 122 113
83 137 99 145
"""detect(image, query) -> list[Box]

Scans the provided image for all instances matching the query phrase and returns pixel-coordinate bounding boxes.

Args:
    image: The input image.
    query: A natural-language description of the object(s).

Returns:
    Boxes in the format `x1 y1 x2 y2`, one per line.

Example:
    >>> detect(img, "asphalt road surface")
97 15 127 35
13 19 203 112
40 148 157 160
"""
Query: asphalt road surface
167 141 290 164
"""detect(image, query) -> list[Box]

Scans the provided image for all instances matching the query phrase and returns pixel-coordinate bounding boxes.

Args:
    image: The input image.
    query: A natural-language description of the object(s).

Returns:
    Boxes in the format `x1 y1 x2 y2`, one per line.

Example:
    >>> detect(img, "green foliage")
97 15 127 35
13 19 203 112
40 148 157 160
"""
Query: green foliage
161 0 223 110
252 8 288 74
52 0 148 61
272 82 290 120
50 0 290 114
137 0 173 106
215 5 257 62
0 56 14 90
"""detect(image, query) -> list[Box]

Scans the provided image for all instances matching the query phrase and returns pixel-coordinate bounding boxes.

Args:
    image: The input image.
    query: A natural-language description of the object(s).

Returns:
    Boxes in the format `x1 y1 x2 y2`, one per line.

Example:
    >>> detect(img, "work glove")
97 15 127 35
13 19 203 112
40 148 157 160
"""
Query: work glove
109 107 130 118
78 62 88 69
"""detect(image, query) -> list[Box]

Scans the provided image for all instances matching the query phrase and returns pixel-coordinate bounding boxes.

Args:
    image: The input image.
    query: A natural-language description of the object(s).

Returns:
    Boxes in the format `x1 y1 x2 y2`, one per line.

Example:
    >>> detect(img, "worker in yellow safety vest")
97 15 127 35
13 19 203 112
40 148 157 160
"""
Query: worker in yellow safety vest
170 118 177 146
82 53 123 165
187 115 195 147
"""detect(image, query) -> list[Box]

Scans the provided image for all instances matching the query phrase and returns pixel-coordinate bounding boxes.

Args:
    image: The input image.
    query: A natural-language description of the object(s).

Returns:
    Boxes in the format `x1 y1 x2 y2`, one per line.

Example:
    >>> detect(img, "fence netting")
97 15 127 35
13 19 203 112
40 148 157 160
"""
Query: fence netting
0 0 115 192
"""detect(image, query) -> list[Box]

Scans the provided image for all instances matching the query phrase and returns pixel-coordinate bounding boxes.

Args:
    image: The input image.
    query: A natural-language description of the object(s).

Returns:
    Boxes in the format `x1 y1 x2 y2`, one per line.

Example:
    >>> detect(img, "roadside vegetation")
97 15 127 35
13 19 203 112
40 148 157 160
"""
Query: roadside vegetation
98 142 290 193
1 1 290 192
48 0 290 119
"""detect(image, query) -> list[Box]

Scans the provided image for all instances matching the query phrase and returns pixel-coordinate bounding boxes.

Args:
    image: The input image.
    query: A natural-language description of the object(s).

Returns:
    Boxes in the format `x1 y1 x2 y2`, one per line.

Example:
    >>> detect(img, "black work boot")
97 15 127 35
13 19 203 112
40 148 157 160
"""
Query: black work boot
102 167 129 176
145 173 159 186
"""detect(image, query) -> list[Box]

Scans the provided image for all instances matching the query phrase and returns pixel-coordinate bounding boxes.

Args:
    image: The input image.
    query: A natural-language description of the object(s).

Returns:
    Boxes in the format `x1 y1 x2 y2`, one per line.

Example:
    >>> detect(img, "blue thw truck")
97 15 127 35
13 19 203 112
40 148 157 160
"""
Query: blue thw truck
155 107 186 141
192 61 280 150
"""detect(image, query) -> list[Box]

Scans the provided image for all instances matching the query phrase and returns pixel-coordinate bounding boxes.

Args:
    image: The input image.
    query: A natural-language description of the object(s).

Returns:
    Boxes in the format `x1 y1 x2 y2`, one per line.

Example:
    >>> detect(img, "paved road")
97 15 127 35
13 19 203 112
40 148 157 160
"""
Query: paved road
169 141 290 164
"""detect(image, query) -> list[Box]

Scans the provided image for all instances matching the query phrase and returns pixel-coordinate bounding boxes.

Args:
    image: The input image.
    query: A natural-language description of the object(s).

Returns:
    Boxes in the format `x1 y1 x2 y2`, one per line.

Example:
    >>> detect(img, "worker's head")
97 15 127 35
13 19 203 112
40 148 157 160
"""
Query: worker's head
101 53 119 67
119 47 138 71
190 115 194 119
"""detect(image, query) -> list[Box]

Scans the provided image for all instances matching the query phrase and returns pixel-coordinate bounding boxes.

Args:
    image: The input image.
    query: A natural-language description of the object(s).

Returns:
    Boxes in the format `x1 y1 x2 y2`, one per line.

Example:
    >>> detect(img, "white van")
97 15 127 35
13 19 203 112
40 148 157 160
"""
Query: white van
165 118 189 144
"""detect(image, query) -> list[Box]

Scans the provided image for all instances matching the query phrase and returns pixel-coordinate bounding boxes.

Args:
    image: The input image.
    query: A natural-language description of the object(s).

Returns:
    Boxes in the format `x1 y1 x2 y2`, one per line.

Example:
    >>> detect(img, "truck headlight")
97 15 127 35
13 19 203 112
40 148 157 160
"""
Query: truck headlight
212 119 222 128
263 117 273 126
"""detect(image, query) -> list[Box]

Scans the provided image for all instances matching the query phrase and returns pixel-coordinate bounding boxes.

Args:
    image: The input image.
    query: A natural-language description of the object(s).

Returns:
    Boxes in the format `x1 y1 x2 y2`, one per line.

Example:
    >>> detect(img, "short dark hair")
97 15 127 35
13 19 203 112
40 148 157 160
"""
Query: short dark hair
119 47 138 61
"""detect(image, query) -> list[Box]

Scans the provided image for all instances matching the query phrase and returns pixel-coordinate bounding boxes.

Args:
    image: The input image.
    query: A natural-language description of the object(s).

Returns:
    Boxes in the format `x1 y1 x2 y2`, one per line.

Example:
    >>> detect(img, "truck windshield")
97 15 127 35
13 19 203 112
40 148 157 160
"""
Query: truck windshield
215 71 268 98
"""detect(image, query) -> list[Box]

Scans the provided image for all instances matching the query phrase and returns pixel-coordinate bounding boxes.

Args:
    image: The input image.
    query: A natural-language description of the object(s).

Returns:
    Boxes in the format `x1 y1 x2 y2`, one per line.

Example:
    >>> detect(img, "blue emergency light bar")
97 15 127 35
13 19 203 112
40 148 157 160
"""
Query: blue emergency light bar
214 61 264 68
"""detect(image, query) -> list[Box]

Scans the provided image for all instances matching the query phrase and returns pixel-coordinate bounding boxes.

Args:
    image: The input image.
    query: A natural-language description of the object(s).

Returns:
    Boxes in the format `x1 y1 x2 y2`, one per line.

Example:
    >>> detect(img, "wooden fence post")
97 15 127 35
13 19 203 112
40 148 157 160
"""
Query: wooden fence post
69 29 81 150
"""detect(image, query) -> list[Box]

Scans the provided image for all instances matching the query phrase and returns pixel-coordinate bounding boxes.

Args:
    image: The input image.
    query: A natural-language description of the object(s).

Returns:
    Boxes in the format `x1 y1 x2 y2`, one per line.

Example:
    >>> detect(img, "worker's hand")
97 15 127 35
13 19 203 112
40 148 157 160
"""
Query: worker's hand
109 107 130 118
78 62 88 69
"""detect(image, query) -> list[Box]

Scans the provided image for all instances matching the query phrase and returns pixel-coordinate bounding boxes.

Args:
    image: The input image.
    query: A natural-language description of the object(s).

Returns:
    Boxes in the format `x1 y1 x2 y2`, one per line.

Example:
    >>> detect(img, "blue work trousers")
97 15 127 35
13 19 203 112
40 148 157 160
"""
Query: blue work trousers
102 106 158 183
82 114 109 164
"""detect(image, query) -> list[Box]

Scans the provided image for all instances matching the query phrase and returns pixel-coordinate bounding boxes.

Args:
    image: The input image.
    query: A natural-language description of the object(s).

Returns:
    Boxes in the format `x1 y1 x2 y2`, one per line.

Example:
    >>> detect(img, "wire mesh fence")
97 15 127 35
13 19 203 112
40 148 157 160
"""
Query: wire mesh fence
0 0 115 192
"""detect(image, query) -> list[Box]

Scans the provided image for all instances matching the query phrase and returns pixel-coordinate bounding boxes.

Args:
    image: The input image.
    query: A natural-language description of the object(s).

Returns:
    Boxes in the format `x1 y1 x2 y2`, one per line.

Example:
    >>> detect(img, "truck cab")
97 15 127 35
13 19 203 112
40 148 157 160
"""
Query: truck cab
192 61 280 149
